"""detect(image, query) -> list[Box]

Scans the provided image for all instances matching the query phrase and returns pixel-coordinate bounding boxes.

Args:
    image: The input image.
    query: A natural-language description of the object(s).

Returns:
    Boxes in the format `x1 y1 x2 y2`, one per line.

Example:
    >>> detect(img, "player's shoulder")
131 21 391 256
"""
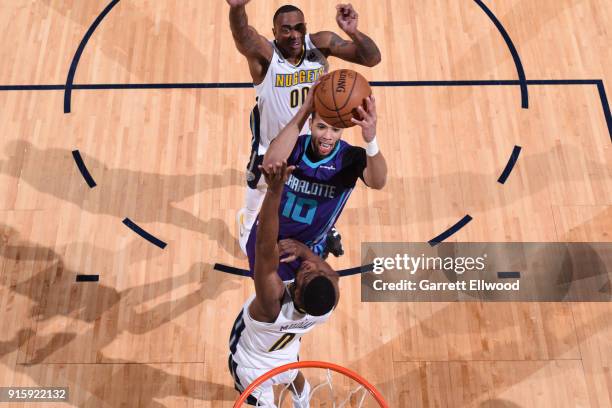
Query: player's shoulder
339 142 366 167
338 139 363 153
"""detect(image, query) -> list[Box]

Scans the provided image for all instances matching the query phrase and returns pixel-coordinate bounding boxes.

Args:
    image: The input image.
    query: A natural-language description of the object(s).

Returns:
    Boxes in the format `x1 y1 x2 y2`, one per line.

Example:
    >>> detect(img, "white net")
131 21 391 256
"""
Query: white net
236 365 385 408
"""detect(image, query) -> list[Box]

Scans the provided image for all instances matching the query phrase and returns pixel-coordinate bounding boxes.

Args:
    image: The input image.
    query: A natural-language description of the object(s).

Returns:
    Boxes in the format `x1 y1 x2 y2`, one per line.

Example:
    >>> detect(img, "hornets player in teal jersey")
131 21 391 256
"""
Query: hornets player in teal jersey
226 0 382 259
244 82 387 280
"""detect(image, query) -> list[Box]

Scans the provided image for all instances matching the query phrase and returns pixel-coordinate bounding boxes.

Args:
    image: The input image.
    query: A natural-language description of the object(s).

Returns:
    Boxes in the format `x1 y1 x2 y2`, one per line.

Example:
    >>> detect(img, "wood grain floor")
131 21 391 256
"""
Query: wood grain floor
0 0 610 406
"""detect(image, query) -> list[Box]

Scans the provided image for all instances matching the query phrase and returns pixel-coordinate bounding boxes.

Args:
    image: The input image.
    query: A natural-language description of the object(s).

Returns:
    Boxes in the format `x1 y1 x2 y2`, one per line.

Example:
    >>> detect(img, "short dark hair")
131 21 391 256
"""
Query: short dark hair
302 276 336 316
273 5 303 24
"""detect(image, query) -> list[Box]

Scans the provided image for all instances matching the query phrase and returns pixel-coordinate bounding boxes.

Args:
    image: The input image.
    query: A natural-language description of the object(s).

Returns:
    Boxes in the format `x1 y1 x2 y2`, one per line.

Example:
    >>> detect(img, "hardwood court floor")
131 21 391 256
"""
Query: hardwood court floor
0 0 610 406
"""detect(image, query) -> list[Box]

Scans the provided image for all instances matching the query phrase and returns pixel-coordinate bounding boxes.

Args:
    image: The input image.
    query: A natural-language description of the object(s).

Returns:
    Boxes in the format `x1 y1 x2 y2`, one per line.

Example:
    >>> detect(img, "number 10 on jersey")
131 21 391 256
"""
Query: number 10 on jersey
282 192 317 225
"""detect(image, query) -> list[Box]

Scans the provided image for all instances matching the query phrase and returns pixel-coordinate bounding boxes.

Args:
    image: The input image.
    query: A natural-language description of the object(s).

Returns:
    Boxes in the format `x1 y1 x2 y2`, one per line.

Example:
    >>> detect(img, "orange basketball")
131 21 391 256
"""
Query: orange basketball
313 69 371 128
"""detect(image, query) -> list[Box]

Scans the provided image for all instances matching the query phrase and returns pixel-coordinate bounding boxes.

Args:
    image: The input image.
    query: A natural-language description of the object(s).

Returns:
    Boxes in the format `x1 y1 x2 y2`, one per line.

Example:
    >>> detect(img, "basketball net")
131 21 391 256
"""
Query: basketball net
233 361 389 408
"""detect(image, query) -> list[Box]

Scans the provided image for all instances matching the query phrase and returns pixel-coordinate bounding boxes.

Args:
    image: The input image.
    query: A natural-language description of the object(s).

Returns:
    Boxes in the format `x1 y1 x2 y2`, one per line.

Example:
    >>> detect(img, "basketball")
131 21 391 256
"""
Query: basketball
313 69 371 128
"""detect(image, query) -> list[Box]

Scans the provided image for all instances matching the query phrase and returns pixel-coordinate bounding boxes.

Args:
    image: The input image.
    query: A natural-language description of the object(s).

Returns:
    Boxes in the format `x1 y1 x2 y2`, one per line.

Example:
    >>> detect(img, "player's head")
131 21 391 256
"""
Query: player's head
308 111 344 157
293 259 339 316
272 5 306 59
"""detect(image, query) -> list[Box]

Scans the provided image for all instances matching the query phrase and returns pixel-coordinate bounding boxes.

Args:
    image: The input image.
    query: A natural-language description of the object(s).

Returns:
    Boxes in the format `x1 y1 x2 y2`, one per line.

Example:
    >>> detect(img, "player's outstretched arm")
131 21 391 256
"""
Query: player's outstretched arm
226 0 273 82
310 4 381 67
352 95 387 189
250 161 295 323
263 82 318 166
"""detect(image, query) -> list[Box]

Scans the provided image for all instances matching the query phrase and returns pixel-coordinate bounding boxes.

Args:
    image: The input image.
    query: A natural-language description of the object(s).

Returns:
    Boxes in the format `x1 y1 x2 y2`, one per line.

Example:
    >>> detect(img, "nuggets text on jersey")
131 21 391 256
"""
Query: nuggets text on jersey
275 67 326 88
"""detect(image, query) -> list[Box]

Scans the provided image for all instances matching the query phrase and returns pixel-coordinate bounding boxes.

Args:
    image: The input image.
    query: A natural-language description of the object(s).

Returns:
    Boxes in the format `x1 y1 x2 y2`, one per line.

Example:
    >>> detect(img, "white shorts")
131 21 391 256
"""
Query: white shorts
229 355 299 407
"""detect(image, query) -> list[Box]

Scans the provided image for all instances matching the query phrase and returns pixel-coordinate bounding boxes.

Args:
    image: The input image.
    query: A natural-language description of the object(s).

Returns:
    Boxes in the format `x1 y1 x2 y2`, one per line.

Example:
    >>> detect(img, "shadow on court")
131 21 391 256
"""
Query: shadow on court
0 223 240 406
343 142 611 226
1 140 242 257
335 300 611 407
37 0 233 84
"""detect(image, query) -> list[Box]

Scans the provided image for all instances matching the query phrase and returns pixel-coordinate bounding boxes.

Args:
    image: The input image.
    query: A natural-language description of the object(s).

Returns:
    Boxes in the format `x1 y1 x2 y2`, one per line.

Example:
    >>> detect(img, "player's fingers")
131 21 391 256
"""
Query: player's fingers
279 245 294 256
356 105 368 119
280 255 298 263
273 161 283 176
278 238 294 247
366 96 375 113
268 164 279 178
280 161 291 176
350 117 364 126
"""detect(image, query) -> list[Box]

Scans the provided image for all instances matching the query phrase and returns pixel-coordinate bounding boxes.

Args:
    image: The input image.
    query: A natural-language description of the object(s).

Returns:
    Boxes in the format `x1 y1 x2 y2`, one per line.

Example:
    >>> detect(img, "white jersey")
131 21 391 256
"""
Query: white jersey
230 284 332 369
254 34 329 155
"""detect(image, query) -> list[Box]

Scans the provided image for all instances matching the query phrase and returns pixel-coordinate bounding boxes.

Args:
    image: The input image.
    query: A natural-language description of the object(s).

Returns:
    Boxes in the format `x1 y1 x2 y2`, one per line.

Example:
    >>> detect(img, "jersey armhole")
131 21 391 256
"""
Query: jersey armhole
245 293 288 328
305 34 330 73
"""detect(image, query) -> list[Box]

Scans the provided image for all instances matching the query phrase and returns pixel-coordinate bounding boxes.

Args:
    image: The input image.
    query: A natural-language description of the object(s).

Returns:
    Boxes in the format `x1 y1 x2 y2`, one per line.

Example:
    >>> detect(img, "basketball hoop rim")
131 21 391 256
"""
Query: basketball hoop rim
233 360 389 407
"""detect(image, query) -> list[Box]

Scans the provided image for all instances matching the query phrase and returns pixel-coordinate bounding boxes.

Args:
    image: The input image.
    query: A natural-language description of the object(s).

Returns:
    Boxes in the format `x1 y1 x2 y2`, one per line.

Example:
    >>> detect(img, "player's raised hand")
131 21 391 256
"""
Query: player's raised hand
225 0 251 7
301 78 322 115
278 239 310 263
351 95 377 143
259 161 294 193
336 3 359 35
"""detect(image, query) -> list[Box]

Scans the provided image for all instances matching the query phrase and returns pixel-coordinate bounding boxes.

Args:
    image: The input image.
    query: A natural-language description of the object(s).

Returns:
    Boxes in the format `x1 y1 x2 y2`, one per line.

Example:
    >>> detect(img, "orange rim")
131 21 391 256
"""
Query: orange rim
233 360 389 407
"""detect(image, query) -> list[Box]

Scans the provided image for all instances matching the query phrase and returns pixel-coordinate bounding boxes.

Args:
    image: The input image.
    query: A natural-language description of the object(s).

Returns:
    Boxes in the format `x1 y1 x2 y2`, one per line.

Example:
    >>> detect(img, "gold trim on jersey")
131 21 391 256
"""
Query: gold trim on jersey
268 333 297 352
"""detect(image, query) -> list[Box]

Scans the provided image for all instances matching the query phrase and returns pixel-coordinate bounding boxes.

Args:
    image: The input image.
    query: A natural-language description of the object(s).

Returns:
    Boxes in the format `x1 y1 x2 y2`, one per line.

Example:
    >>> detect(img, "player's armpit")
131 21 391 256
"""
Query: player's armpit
250 271 284 323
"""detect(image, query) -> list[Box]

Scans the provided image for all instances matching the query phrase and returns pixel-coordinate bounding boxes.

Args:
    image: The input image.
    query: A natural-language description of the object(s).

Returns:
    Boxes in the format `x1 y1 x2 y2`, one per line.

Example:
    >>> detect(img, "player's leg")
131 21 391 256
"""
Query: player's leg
270 369 310 408
243 153 266 227
238 168 266 254
228 355 277 407
238 104 267 251
289 371 311 408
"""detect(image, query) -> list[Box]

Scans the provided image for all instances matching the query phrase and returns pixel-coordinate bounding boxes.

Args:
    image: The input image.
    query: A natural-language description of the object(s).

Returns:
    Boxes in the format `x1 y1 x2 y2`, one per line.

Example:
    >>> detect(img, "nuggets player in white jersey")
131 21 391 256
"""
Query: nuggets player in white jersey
228 161 340 407
225 0 382 255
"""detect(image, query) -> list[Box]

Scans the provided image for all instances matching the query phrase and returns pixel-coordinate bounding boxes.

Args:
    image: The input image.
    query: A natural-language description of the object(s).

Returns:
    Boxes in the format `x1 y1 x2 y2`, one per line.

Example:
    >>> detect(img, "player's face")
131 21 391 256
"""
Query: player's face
309 114 343 157
294 260 340 310
272 11 307 59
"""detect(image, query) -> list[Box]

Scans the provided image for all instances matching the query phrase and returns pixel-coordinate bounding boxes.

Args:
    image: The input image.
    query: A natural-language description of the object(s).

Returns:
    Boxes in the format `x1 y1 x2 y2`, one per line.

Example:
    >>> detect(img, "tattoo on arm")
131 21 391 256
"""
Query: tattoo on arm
326 31 381 66
348 31 381 66
229 6 267 58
